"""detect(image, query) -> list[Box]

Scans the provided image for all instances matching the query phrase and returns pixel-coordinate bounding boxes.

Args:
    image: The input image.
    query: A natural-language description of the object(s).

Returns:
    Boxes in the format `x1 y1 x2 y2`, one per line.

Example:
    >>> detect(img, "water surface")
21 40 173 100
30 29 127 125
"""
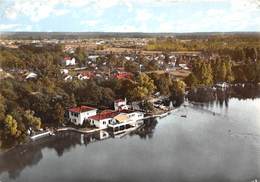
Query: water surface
0 97 259 182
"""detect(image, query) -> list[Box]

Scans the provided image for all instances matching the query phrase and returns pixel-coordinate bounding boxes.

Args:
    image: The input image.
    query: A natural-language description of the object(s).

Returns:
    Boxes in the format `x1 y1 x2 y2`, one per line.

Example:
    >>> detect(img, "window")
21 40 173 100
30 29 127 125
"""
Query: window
103 121 106 125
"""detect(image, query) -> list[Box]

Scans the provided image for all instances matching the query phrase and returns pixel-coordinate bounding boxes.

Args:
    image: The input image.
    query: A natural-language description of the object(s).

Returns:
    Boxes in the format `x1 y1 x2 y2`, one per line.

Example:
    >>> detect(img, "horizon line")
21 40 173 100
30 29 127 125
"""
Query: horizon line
1 31 260 34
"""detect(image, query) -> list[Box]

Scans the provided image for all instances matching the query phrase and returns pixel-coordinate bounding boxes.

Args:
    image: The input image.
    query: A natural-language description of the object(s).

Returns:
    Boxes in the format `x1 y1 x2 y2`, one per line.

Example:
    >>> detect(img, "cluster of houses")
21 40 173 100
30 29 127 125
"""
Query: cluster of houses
61 51 201 74
68 99 144 132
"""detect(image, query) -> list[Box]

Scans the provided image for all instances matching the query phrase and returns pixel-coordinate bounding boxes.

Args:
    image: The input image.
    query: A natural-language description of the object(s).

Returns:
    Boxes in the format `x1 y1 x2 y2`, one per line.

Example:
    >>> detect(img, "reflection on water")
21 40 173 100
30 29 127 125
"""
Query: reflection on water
191 85 260 109
0 120 158 180
131 119 158 139
188 85 260 106
0 87 259 182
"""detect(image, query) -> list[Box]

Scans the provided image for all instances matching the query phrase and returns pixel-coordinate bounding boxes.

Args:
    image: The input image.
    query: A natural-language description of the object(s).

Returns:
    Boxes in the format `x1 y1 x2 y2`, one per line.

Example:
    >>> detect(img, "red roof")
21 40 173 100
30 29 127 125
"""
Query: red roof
114 72 133 80
69 106 96 113
81 71 94 78
89 111 119 121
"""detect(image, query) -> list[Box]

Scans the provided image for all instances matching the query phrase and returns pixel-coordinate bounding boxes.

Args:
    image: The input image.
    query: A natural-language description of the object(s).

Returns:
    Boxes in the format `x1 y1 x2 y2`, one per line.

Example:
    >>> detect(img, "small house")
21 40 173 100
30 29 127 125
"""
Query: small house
68 106 97 125
63 57 76 66
114 98 129 111
89 111 118 129
89 110 144 129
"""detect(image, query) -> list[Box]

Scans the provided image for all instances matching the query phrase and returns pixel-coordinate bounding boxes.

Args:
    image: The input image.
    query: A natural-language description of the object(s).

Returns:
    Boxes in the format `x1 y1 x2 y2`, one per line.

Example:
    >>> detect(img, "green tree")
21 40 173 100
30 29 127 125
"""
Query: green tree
149 73 173 95
23 110 41 130
225 60 234 82
0 95 6 121
184 73 198 88
200 63 213 85
218 61 227 82
53 103 65 125
4 115 19 137
130 73 156 100
170 80 186 106
137 73 156 96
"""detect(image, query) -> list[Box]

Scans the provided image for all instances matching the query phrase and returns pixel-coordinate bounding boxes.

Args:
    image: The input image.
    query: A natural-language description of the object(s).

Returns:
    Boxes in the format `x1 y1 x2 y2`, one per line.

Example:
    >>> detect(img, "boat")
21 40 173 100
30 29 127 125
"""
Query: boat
181 115 187 118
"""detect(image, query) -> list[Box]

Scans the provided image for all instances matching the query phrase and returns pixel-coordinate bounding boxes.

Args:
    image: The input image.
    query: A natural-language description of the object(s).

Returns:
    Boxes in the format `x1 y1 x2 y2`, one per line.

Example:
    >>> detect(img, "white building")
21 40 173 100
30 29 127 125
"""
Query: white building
64 57 76 66
114 98 129 111
88 55 99 62
89 111 118 129
89 110 144 129
68 106 97 125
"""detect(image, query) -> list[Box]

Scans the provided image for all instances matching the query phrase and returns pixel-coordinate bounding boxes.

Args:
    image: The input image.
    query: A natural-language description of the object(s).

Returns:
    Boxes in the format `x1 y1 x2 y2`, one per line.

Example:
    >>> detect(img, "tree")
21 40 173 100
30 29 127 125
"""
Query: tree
4 115 19 137
218 61 227 82
131 86 149 100
140 100 154 112
184 73 198 88
171 80 186 95
23 110 41 130
100 88 115 107
0 95 6 121
149 73 173 95
137 73 156 96
170 80 186 106
225 60 234 82
200 62 213 85
53 103 65 125
129 73 156 100
125 61 139 73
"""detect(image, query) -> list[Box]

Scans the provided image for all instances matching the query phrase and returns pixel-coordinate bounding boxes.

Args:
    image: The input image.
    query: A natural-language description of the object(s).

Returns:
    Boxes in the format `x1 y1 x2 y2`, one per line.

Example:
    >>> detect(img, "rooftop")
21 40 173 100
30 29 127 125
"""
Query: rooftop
89 111 119 121
69 106 97 113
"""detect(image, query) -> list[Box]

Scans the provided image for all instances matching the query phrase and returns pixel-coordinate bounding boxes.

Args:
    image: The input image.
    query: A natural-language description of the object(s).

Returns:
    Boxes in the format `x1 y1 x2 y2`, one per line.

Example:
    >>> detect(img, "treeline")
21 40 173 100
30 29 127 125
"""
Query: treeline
146 36 260 62
185 58 260 88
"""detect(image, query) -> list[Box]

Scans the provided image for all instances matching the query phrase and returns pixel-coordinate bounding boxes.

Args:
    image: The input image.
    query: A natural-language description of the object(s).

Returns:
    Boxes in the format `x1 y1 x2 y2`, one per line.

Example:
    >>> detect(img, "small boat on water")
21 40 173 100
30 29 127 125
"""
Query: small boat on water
181 115 187 118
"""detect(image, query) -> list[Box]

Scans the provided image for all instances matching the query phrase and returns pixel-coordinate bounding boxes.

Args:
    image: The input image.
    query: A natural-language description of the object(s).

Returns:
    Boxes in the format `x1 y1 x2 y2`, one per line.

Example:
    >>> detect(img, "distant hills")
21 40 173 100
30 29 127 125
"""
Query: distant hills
0 31 259 40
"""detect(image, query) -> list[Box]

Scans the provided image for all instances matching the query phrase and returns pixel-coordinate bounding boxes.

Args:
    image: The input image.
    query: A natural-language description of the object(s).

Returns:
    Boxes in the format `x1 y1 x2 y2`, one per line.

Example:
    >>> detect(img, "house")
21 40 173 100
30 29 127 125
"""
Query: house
114 98 129 111
68 106 97 125
60 69 69 75
76 72 94 80
89 110 144 129
63 57 76 66
96 40 105 45
88 55 99 62
179 63 189 70
89 111 118 129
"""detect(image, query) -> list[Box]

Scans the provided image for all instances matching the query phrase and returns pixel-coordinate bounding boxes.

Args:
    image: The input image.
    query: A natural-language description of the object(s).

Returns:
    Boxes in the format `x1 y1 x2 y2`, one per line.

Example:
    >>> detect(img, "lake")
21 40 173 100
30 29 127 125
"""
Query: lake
0 94 259 182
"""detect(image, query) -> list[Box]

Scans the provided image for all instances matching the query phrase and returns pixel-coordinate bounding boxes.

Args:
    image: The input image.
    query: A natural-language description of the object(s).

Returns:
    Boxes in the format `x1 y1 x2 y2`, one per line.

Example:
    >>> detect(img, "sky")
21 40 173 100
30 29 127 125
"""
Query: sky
0 0 260 32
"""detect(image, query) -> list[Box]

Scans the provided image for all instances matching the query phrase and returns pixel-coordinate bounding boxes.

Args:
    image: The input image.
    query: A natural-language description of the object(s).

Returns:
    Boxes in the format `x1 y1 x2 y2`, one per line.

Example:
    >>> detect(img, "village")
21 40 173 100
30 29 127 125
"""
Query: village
0 36 205 82
1 34 259 145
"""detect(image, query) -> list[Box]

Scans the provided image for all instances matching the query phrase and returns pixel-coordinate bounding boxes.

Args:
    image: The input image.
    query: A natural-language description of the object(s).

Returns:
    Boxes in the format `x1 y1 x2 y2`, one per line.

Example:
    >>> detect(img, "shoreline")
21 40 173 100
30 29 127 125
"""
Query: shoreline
0 108 175 155
31 109 174 140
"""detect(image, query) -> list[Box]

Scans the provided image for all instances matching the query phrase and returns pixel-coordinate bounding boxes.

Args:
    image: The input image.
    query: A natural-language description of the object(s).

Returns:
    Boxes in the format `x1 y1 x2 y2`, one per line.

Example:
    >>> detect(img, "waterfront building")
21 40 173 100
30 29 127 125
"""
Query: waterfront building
68 106 97 125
